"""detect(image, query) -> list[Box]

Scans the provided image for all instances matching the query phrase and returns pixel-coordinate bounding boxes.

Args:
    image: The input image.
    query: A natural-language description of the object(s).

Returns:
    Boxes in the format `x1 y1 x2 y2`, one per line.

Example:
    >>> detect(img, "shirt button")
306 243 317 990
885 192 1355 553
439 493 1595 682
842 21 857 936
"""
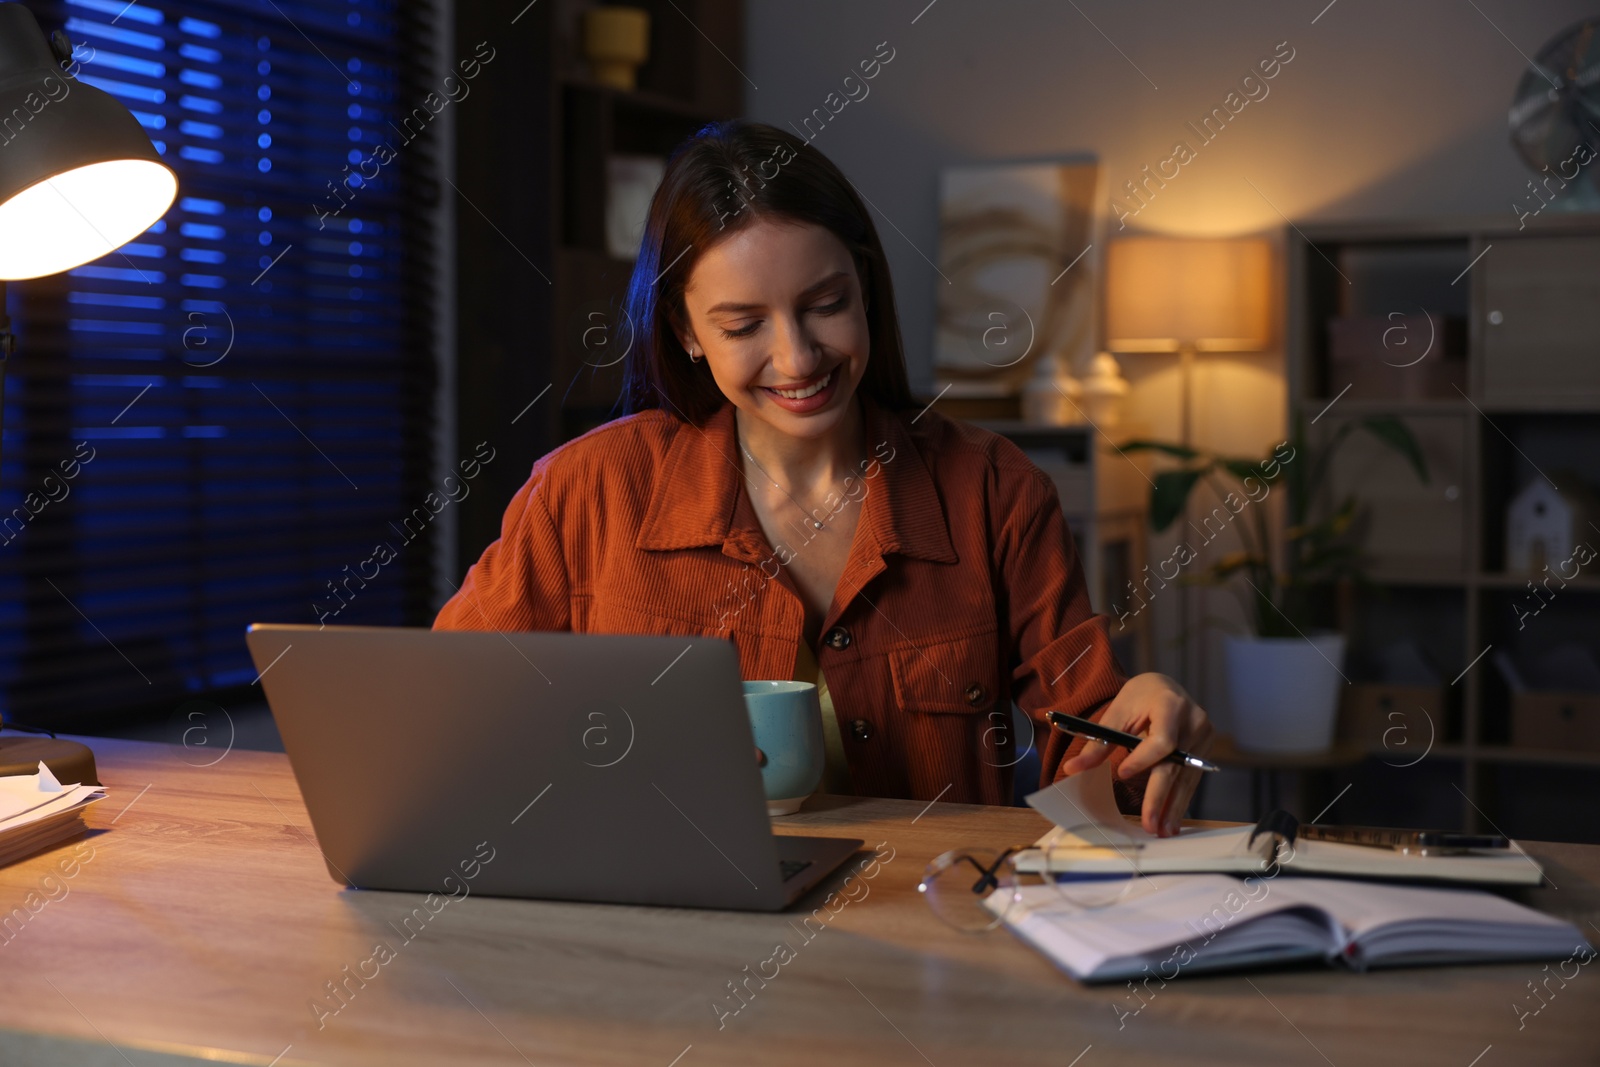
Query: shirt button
825 626 851 650
850 718 872 742
965 682 988 706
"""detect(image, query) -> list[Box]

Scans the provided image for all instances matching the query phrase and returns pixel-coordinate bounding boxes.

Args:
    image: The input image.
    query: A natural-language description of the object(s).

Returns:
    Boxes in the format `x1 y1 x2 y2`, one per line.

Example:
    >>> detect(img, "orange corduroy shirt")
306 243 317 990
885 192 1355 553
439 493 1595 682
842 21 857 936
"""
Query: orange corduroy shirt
433 394 1149 813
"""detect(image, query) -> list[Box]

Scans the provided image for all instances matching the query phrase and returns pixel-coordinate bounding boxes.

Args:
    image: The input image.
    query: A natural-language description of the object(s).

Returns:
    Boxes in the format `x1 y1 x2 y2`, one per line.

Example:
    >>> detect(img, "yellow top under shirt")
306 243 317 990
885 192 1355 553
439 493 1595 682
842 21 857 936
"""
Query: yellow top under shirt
793 640 852 795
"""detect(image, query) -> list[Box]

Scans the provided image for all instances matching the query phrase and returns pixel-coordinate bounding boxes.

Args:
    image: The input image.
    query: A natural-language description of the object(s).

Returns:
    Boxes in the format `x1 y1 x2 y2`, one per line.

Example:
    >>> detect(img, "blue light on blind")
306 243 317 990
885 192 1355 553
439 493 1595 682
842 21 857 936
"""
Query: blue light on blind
179 95 223 114
72 376 162 389
70 265 164 283
63 19 162 50
179 69 222 90
68 293 167 309
9 0 427 726
76 426 168 439
68 0 163 24
177 16 220 37
70 320 165 333
85 50 165 77
76 74 166 103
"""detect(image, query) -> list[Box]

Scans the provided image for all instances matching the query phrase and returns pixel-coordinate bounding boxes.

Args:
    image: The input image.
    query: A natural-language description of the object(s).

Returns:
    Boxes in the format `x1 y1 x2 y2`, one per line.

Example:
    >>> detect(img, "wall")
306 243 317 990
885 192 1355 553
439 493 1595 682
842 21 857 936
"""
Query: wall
743 0 1595 734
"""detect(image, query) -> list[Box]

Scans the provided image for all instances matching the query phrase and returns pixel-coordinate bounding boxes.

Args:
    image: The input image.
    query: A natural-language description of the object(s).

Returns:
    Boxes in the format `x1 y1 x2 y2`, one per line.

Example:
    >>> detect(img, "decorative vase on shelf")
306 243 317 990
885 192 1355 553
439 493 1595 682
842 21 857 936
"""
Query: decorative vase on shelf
1021 350 1083 426
582 6 651 91
1078 351 1129 431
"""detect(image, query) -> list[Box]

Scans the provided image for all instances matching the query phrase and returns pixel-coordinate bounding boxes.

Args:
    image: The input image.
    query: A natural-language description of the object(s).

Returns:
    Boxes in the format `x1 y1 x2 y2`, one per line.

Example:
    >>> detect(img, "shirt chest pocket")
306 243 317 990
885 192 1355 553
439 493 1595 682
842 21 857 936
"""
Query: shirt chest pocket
889 630 1002 715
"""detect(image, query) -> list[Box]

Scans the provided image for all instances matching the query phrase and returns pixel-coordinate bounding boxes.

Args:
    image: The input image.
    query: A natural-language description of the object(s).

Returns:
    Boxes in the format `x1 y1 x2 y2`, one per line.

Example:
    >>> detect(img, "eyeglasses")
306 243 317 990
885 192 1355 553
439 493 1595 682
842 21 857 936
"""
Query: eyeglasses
918 822 1148 933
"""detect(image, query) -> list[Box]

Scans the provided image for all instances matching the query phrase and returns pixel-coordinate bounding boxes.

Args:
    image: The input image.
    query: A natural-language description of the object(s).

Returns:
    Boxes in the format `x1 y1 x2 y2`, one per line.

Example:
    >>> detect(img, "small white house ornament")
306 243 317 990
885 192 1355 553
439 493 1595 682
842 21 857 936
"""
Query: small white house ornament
1506 472 1600 575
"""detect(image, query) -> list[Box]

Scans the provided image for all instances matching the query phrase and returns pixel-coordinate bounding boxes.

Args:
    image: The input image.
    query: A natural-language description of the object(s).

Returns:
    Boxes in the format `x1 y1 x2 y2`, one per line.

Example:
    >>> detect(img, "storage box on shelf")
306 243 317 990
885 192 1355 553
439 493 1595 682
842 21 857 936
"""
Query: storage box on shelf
1288 213 1600 840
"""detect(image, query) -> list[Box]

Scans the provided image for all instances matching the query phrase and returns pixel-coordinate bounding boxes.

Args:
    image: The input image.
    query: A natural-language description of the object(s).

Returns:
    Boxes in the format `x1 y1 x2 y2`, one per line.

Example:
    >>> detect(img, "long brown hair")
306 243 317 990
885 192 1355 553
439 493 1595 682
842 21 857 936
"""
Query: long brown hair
621 120 915 424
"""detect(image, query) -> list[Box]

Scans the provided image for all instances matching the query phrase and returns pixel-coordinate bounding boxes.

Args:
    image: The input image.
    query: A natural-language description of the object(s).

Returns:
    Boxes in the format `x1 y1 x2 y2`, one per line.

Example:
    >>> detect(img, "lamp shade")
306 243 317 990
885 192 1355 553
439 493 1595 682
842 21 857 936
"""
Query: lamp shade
0 3 176 279
1105 237 1273 353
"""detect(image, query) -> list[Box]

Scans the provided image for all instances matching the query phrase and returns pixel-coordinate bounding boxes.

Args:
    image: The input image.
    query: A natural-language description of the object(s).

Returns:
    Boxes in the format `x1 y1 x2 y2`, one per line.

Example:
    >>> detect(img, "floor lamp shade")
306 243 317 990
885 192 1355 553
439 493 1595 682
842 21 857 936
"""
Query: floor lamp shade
0 3 177 279
1104 237 1273 353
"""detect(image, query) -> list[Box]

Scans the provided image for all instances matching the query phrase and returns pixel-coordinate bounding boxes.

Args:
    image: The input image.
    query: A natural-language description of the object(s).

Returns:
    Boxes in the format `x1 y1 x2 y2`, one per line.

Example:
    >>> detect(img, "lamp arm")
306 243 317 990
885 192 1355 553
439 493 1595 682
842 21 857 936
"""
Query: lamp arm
0 279 8 731
0 278 9 476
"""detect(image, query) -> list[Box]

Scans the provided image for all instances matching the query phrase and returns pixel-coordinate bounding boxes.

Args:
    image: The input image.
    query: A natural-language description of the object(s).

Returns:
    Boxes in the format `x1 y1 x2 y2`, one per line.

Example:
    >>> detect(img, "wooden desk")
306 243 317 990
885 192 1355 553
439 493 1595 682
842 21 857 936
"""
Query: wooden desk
0 737 1595 1066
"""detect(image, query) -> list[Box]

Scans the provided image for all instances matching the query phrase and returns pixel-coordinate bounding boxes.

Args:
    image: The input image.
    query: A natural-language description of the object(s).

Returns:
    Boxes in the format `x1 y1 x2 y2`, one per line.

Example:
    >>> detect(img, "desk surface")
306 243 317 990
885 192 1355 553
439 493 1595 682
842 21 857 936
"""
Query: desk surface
0 737 1596 1067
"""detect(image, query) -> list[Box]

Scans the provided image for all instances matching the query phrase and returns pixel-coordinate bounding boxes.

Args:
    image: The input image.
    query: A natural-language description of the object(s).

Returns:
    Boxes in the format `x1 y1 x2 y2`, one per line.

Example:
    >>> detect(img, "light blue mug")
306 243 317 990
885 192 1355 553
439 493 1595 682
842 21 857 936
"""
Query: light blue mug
743 680 825 816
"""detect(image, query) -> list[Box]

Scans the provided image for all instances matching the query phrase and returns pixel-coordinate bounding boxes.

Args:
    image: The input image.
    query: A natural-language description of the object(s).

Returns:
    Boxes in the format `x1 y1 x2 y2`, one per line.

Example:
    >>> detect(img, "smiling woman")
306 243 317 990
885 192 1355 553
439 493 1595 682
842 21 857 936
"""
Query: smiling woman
435 120 1215 834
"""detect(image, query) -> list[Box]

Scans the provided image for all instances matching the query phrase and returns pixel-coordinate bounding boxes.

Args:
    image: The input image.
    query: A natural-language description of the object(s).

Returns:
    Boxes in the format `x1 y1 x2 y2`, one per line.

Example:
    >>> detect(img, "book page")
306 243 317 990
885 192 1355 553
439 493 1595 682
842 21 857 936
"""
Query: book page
1264 877 1588 967
1015 823 1268 874
998 873 1338 982
1025 759 1151 840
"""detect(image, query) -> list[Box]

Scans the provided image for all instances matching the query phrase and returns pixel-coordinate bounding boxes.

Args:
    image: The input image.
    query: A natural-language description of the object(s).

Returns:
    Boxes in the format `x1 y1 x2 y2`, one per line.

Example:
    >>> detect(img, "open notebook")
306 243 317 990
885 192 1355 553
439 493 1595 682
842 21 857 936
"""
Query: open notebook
1020 761 1546 887
989 873 1593 983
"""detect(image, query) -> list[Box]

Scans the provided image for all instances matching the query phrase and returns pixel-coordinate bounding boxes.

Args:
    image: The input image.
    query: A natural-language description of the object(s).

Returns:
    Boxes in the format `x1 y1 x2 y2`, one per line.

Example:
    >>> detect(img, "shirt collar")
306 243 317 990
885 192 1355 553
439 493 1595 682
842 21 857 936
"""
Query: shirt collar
636 393 957 565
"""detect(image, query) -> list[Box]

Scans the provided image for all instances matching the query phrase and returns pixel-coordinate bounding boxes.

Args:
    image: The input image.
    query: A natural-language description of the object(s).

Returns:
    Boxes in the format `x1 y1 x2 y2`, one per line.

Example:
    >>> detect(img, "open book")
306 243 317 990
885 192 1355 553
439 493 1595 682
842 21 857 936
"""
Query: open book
0 762 106 868
990 873 1593 983
1021 761 1546 887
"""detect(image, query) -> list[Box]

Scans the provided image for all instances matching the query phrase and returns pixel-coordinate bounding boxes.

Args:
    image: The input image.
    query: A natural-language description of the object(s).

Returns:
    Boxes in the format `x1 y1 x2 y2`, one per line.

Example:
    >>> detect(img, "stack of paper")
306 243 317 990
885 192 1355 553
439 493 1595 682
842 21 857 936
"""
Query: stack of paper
0 762 106 867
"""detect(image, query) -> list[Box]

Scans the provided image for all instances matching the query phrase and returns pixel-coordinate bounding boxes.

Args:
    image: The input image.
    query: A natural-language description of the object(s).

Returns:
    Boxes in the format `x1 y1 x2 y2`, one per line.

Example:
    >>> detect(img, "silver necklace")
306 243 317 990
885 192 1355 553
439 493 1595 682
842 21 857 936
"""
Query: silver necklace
738 442 849 531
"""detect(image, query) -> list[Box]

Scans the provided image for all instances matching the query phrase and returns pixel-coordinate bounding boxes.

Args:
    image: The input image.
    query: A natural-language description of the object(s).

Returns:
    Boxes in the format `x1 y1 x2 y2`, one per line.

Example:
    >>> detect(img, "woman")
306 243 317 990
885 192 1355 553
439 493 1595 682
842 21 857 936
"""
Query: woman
434 120 1212 836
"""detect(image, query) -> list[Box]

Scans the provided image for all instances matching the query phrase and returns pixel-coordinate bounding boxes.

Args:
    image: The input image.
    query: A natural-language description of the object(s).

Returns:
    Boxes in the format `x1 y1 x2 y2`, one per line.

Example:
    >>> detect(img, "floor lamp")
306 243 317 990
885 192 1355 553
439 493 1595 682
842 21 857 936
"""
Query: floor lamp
0 5 179 782
1104 236 1273 694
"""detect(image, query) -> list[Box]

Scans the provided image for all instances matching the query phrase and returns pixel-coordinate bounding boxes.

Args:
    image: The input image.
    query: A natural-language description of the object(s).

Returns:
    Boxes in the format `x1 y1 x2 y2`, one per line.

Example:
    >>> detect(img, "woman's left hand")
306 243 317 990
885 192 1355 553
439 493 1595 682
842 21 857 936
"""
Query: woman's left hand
1055 672 1214 838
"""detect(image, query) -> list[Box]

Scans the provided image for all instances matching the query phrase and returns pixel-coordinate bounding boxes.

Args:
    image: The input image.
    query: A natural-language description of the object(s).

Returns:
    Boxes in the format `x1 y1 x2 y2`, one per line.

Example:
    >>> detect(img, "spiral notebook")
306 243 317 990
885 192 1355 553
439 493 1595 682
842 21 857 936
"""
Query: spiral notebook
988 872 1592 983
1019 761 1547 888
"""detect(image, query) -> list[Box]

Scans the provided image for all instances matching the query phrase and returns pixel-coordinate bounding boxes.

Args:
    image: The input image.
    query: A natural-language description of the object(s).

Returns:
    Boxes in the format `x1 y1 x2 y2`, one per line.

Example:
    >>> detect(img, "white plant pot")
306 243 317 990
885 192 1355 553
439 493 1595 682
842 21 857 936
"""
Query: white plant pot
1224 633 1347 753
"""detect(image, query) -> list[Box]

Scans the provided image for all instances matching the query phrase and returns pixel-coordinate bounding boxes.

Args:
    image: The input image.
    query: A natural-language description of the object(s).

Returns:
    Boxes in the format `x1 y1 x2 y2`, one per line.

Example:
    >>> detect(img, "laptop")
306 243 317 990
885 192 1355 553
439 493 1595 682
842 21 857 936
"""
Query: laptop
243 624 862 911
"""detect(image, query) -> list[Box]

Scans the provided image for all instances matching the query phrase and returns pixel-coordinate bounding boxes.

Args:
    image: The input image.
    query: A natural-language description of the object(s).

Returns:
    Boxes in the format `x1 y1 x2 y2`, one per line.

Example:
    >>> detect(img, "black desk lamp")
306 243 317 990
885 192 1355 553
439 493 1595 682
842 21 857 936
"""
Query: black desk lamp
0 3 177 783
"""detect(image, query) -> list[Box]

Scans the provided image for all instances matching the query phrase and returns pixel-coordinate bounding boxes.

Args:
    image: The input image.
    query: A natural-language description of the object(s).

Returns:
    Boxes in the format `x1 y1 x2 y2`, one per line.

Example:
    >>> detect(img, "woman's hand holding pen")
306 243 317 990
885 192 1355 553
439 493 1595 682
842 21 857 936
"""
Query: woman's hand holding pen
1055 673 1214 839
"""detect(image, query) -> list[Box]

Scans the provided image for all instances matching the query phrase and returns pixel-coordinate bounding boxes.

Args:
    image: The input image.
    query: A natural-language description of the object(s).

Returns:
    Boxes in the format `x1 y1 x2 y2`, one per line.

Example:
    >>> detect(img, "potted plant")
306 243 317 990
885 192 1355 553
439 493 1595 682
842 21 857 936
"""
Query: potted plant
1122 414 1429 752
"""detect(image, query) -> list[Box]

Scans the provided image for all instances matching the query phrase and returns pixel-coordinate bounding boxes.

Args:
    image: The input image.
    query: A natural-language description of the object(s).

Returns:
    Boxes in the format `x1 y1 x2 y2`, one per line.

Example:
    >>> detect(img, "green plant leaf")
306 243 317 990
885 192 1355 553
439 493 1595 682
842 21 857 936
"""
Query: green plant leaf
1122 439 1203 462
1360 417 1430 485
1220 459 1270 485
1150 468 1204 531
1288 497 1357 544
1207 552 1267 579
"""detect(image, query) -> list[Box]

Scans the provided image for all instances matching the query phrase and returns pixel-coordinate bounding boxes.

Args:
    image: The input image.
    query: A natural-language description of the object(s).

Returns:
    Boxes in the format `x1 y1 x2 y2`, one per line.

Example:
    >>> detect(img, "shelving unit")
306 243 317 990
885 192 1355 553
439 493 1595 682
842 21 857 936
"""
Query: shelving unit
1287 212 1600 842
454 1 742 571
548 1 744 443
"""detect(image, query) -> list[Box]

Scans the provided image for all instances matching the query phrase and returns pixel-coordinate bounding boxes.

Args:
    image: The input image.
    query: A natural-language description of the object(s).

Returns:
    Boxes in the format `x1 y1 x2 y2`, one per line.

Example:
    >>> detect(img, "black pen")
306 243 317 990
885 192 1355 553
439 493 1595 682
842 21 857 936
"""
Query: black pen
1046 711 1220 772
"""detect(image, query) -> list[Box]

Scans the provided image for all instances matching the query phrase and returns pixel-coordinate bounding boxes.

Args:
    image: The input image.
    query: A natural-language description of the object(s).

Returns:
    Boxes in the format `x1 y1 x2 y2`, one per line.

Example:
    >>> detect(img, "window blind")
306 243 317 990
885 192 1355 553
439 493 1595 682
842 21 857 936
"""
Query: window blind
2 0 440 726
